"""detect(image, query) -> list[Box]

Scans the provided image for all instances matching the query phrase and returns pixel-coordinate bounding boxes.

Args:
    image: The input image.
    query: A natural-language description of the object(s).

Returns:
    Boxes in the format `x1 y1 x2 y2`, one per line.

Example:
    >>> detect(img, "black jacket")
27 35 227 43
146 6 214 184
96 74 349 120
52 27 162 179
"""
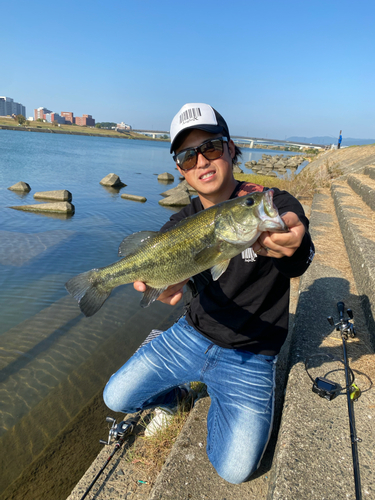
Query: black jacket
161 182 314 355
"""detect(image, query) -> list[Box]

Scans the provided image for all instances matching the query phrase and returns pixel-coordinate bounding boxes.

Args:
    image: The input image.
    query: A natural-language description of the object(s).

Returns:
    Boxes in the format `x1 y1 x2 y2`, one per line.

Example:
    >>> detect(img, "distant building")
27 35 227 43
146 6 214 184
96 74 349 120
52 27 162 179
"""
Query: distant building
45 112 66 124
75 114 95 127
116 121 132 131
1 97 26 117
34 107 52 121
61 111 75 124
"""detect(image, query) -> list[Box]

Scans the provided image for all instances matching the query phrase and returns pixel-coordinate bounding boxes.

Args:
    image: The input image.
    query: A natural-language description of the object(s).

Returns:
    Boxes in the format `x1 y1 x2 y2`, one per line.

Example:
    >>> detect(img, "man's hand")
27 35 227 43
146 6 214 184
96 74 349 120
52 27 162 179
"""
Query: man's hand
133 279 190 306
252 212 305 258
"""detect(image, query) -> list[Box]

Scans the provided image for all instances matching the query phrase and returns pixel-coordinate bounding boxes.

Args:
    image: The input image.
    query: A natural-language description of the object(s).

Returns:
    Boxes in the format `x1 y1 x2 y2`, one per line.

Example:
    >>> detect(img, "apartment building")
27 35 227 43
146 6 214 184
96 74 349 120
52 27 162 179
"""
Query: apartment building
117 121 132 130
34 107 52 121
1 97 26 117
61 111 74 124
75 114 95 127
45 112 66 124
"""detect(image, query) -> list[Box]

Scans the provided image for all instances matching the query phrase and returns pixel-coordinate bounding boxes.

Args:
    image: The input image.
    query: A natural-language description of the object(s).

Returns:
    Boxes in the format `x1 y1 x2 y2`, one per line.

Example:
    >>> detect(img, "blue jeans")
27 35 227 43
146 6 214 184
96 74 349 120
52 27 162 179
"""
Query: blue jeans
103 316 277 484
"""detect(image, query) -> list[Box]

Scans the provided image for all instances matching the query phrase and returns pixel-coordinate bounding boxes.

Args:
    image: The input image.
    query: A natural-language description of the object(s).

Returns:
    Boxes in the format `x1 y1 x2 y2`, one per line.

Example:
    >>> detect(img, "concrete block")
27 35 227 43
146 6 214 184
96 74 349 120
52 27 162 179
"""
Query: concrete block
158 190 191 206
33 190 72 202
120 194 147 202
7 181 31 192
10 202 75 214
99 173 126 187
158 172 174 181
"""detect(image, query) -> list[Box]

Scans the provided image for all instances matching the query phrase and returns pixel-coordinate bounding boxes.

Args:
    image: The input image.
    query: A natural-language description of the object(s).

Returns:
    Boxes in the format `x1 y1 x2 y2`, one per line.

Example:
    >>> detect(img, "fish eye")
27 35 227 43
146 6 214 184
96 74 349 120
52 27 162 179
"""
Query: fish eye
246 198 254 206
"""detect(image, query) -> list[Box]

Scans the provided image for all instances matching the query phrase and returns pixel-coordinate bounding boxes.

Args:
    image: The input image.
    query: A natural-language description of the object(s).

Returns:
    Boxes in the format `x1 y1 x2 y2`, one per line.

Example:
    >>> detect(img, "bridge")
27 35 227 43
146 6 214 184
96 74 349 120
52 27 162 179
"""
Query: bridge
132 130 325 150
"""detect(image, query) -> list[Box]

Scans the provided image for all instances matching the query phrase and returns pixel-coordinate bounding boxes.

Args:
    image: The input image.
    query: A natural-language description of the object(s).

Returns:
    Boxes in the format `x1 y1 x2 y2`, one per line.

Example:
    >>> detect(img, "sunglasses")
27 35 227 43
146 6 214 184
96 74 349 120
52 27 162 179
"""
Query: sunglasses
173 137 228 171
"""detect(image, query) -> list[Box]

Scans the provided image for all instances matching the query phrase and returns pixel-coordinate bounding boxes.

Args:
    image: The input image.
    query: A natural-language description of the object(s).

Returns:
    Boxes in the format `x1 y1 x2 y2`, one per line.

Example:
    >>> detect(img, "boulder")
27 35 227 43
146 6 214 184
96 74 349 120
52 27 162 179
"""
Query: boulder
34 190 72 202
161 180 197 197
99 173 126 187
180 179 198 194
10 202 75 214
121 194 147 202
274 161 287 169
233 164 243 174
8 182 31 192
157 172 174 181
158 189 191 207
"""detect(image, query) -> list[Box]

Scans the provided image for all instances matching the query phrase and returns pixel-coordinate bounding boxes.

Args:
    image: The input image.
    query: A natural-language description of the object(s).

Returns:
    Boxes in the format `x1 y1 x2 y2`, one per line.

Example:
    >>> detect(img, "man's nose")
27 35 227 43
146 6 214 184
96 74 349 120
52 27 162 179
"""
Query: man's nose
196 152 210 168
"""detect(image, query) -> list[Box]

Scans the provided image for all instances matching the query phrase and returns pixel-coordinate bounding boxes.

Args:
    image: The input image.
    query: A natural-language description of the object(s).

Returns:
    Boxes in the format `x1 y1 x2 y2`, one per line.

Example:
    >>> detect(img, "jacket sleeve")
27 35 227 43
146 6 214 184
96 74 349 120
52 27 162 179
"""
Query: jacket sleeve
270 188 315 278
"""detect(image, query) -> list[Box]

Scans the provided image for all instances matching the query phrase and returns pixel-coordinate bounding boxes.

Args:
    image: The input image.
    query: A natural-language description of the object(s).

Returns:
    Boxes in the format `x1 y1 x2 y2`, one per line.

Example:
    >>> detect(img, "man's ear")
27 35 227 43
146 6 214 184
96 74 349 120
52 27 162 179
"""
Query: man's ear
228 139 236 159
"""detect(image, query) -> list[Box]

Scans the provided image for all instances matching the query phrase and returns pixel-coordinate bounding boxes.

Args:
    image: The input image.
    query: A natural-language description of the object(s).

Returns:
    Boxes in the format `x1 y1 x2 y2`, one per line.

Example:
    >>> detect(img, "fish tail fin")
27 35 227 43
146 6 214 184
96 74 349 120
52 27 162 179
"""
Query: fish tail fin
65 270 110 317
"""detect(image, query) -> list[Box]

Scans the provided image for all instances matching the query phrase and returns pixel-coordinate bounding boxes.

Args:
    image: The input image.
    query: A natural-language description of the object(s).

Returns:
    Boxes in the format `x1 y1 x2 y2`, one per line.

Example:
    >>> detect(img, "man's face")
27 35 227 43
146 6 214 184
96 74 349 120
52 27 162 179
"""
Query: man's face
174 129 237 207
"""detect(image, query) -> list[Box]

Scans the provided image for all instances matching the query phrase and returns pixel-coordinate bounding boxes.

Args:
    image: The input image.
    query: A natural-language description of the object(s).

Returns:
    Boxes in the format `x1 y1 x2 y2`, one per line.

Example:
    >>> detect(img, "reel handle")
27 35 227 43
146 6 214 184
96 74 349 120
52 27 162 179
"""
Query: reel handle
337 301 345 318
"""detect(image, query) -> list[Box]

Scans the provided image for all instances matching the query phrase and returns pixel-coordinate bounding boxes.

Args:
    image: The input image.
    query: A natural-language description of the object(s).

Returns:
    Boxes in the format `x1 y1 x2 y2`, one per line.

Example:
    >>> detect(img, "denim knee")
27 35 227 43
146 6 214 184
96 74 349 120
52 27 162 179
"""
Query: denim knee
209 451 259 484
103 378 122 412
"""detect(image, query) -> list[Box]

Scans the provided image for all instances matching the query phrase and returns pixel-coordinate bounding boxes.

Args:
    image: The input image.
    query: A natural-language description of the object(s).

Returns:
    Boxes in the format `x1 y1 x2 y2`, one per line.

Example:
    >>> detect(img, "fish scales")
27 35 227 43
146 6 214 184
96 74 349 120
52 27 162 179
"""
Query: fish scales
102 207 217 289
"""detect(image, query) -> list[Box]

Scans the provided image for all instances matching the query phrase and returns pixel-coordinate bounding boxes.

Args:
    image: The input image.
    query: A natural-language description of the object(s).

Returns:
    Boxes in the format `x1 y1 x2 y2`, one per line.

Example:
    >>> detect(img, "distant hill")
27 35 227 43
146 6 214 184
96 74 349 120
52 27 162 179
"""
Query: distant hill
286 136 375 147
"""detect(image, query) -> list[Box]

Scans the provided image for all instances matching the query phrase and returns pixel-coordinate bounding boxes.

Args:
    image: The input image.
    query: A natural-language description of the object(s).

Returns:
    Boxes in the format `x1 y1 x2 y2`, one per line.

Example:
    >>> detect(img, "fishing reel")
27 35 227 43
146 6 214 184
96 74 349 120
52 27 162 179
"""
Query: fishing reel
100 416 136 445
327 301 355 340
305 303 358 402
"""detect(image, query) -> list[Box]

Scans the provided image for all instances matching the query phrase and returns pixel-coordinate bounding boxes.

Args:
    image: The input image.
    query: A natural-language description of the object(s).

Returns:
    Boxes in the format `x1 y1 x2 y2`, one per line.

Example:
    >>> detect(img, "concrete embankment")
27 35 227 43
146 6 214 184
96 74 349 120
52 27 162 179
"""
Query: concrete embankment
66 146 375 500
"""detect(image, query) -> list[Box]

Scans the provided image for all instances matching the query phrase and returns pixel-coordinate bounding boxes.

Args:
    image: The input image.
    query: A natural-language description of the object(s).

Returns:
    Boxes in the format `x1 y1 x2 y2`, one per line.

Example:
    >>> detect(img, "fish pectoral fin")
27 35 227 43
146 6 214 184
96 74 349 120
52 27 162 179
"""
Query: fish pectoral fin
118 231 158 257
210 259 231 281
140 285 168 308
194 245 221 267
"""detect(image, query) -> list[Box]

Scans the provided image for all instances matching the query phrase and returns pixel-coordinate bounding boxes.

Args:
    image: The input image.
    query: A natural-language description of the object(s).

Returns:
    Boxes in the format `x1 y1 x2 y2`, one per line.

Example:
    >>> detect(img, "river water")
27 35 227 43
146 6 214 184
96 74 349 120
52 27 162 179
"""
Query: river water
0 130 305 497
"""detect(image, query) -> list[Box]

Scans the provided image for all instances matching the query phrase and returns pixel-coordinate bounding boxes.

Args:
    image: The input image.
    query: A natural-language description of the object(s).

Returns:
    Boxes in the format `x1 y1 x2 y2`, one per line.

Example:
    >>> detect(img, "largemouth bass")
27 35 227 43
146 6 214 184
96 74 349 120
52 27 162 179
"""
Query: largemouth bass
65 189 287 316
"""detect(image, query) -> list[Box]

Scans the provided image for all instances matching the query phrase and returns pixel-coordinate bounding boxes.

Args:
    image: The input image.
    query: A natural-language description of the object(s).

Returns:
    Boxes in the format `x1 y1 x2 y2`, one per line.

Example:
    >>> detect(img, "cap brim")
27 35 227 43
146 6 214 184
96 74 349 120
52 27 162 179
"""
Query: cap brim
170 125 226 153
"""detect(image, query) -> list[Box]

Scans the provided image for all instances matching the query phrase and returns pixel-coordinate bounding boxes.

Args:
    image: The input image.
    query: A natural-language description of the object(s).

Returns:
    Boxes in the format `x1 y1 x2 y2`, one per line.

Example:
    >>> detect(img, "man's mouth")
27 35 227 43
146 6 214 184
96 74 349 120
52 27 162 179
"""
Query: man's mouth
199 170 216 180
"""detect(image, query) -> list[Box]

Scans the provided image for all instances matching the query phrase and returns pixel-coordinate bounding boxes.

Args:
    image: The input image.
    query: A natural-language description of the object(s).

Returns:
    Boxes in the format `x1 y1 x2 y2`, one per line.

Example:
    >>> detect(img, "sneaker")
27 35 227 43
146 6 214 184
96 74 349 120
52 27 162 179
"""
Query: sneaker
144 384 193 437
144 407 175 437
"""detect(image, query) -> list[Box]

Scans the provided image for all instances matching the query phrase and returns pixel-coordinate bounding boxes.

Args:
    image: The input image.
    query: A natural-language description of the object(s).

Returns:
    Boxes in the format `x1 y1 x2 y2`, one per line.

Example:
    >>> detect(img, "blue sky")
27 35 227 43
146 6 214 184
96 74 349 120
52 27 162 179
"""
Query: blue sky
2 0 374 139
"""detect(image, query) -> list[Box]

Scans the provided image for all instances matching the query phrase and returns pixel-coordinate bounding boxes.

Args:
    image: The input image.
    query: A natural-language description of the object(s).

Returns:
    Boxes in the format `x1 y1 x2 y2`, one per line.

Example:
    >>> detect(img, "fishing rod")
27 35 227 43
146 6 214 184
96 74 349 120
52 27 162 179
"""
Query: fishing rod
327 302 362 500
80 415 139 500
305 301 363 499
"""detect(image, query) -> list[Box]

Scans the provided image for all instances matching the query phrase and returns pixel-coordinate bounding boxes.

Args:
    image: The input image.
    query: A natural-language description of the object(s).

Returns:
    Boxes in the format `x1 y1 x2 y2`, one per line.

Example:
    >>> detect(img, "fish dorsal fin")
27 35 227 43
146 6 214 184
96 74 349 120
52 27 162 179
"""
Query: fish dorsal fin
118 231 157 257
211 259 231 281
140 285 168 308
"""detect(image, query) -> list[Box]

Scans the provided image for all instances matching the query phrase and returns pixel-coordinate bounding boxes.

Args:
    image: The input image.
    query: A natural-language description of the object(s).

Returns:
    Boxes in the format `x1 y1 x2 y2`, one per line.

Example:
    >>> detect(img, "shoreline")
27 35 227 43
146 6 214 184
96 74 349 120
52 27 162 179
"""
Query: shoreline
0 123 169 142
0 123 319 155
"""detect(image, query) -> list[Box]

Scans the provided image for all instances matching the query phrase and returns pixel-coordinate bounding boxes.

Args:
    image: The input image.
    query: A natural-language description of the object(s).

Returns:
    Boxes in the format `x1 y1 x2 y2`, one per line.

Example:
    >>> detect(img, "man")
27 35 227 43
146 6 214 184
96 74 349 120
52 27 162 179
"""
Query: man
104 103 314 484
338 130 342 149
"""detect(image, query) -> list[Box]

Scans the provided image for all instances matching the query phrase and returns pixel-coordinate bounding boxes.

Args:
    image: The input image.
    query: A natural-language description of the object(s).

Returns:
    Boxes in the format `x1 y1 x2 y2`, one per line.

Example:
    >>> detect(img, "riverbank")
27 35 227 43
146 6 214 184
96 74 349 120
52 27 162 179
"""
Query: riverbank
0 118 168 142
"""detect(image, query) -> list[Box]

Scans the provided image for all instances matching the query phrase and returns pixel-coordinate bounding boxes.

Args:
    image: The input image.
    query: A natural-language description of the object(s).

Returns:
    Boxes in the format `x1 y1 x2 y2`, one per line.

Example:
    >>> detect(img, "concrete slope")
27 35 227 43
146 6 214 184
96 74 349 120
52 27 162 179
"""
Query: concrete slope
332 170 375 344
269 190 375 500
307 144 375 175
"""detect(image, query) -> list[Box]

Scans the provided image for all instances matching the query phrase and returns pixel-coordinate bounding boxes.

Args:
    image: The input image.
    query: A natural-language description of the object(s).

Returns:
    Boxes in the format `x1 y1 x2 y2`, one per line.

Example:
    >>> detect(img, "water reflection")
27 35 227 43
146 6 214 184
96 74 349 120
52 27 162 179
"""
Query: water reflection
0 130 306 496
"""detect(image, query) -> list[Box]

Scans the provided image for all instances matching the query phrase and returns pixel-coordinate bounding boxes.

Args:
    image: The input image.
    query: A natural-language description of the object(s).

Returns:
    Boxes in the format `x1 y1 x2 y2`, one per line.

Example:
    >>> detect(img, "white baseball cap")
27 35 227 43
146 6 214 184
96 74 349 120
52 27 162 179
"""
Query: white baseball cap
170 103 230 153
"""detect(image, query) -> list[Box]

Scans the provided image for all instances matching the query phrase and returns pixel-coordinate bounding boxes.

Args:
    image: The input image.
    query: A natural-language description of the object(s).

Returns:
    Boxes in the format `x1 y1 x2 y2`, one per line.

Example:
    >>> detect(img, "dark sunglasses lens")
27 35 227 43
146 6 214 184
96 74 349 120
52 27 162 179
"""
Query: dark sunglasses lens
177 149 197 170
201 139 223 159
176 138 225 170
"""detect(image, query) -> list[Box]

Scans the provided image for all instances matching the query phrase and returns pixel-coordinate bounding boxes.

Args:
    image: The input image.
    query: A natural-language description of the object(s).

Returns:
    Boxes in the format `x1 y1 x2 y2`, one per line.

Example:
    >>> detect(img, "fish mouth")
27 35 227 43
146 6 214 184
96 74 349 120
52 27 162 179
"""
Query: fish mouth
199 169 216 181
258 189 288 232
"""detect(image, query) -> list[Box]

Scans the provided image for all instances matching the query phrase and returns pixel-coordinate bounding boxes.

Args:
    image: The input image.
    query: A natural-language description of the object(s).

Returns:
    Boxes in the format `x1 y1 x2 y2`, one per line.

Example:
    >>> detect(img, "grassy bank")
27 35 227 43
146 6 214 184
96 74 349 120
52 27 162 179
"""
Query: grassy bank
0 116 168 142
234 157 341 201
